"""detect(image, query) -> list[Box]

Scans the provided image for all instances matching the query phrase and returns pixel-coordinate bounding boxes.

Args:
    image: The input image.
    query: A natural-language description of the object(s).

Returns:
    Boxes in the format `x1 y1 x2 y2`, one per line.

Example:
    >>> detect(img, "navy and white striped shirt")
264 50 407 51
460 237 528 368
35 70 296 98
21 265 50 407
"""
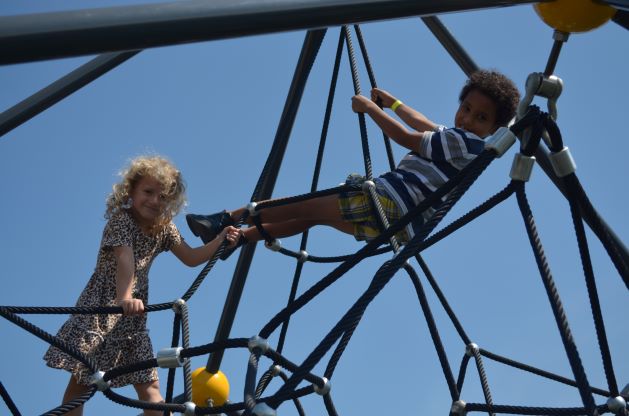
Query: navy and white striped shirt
375 126 486 240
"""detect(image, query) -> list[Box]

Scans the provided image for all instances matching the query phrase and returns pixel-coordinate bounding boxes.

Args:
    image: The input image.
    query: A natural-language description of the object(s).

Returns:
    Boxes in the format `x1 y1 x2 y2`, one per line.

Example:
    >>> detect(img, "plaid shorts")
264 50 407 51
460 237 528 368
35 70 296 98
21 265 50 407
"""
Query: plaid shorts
337 174 409 243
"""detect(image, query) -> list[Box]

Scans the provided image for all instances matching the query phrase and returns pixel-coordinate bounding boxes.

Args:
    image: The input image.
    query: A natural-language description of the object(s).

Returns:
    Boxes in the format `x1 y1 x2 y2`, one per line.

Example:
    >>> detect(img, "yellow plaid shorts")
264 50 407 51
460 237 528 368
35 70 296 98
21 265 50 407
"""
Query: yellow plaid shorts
337 174 409 243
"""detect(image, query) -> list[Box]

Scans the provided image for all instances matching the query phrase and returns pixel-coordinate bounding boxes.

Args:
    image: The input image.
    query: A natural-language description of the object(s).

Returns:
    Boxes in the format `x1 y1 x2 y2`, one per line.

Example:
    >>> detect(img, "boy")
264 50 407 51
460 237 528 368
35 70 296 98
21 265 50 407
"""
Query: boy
187 69 520 254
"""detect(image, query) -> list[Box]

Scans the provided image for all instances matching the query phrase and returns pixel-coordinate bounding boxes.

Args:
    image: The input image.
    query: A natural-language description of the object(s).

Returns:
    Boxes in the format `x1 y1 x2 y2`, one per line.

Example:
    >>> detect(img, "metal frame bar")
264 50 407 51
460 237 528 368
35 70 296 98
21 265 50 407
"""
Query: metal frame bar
206 29 327 373
0 0 536 65
0 51 139 137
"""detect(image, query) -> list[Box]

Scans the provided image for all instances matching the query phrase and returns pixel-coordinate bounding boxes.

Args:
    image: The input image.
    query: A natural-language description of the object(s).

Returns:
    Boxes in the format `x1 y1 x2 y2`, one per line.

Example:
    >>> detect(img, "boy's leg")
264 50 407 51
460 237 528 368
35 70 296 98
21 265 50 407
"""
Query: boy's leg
188 194 349 243
134 380 167 416
232 194 343 224
62 375 90 416
236 194 353 242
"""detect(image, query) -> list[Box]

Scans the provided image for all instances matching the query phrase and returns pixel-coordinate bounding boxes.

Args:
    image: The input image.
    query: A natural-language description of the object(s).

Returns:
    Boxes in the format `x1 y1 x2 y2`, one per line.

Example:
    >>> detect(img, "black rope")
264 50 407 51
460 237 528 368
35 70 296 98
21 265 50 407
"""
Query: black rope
565 175 619 396
404 263 460 400
0 381 20 416
464 402 608 415
42 387 96 416
275 27 348 357
469 346 495 416
343 25 373 179
163 313 181 416
480 348 610 398
353 24 396 170
515 181 598 415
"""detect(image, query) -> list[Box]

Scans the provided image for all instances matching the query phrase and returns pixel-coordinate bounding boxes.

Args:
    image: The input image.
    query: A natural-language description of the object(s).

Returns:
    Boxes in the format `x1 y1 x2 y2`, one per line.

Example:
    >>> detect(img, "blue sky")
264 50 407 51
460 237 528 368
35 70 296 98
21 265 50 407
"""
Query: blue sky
0 1 627 415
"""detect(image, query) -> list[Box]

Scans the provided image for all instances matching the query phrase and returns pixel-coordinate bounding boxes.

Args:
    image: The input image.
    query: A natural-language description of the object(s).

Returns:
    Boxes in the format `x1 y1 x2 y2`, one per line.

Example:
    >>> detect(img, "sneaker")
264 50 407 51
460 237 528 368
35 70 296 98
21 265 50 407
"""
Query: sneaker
220 233 248 260
186 211 234 244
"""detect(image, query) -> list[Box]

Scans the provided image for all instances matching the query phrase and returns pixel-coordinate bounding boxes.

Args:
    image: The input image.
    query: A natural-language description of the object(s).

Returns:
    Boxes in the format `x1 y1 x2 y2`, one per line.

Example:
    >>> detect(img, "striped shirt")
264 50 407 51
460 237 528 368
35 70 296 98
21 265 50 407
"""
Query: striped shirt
374 126 486 240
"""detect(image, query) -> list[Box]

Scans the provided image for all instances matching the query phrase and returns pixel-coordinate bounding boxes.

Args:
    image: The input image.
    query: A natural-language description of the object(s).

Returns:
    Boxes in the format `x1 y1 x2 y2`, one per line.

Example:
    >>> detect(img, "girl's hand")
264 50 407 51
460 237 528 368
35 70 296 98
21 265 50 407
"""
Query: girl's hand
371 88 396 108
221 226 241 248
116 298 145 315
351 95 373 113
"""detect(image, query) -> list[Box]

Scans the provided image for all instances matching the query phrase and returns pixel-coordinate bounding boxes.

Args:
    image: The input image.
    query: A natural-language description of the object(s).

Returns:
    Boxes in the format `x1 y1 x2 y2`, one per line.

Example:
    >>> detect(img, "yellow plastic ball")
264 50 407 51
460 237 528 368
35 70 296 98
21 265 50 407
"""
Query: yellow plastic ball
191 367 230 407
534 0 617 33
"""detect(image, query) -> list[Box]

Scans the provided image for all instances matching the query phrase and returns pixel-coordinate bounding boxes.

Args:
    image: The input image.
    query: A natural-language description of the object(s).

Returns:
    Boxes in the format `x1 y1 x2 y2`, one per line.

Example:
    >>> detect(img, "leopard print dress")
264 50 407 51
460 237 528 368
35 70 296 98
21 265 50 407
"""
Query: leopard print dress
43 210 182 387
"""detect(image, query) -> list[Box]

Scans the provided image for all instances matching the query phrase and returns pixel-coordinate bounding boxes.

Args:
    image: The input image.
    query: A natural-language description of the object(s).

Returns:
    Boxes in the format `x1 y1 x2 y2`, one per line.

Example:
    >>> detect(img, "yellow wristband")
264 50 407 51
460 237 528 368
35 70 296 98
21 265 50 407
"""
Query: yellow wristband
391 99 403 111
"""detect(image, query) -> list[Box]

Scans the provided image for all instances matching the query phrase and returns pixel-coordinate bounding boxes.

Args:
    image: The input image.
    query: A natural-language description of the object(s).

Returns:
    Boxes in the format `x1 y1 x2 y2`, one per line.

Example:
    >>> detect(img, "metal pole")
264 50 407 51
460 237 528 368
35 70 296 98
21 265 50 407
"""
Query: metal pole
205 29 327 373
0 51 139 138
0 0 537 65
421 16 478 76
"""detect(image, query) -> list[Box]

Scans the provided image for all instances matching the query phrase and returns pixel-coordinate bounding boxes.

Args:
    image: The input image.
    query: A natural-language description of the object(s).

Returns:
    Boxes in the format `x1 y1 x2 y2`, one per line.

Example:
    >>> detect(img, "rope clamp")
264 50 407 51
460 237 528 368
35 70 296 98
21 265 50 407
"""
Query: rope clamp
157 347 184 368
509 153 536 182
465 343 479 357
298 249 309 263
450 399 467 415
247 202 259 217
252 402 276 416
485 127 516 157
313 376 331 396
266 239 282 252
89 370 110 391
172 298 186 313
606 395 627 414
270 364 282 376
361 180 376 192
517 72 563 121
248 335 270 354
183 401 196 416
549 147 576 177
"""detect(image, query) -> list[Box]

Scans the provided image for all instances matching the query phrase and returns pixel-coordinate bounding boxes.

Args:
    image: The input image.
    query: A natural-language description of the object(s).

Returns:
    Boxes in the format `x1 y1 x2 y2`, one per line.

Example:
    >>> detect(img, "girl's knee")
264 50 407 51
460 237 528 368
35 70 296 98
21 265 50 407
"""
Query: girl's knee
134 380 163 402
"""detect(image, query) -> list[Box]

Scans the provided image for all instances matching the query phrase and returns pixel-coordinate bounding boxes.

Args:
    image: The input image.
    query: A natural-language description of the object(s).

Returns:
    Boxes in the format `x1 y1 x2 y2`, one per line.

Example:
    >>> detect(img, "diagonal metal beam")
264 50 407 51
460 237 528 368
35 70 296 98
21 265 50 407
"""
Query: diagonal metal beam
0 51 139 138
421 16 479 76
205 29 327 374
0 0 537 65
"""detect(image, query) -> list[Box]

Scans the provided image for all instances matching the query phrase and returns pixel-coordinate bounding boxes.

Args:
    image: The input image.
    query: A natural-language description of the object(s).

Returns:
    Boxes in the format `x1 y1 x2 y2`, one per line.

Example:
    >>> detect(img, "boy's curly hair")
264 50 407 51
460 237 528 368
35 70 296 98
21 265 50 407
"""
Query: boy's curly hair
459 69 520 128
105 155 187 232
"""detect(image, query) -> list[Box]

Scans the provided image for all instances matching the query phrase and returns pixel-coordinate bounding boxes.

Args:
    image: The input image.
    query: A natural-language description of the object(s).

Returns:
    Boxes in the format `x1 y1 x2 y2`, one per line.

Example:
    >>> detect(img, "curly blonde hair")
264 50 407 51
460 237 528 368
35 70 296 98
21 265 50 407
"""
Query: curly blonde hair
105 155 187 231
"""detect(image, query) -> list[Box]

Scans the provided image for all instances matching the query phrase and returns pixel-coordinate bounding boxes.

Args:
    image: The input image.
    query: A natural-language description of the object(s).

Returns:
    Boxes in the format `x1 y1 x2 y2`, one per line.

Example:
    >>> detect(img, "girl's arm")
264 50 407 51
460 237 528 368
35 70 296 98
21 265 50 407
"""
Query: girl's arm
113 245 144 315
352 95 425 152
172 226 241 267
371 88 438 133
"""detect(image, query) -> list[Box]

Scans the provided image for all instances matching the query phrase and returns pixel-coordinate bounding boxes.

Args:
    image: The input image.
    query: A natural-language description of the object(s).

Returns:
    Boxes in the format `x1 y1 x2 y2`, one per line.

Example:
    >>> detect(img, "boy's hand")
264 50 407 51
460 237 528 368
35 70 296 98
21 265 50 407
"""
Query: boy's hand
221 226 241 248
351 95 374 113
116 298 145 315
371 88 396 108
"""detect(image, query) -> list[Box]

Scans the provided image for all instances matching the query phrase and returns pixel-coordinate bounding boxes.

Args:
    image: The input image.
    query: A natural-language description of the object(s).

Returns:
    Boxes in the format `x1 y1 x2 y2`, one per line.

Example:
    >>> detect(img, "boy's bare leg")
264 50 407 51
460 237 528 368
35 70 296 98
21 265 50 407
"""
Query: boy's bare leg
62 376 90 416
242 218 354 242
230 194 344 225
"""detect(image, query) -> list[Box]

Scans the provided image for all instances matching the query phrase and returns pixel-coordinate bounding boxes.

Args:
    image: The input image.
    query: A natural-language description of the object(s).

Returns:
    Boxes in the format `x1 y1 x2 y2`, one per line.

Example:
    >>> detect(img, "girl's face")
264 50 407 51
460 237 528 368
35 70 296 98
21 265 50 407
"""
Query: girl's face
129 176 165 228
454 89 498 138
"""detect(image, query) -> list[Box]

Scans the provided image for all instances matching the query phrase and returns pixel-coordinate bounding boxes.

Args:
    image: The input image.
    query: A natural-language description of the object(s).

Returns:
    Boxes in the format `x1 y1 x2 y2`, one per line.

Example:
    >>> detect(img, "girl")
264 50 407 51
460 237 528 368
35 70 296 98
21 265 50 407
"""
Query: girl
43 155 240 416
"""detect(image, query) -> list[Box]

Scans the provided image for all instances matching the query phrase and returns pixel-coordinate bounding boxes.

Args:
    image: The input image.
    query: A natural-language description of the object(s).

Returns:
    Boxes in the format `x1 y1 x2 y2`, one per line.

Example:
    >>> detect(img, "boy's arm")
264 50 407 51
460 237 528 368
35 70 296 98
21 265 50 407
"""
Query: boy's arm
371 88 439 133
352 95 424 152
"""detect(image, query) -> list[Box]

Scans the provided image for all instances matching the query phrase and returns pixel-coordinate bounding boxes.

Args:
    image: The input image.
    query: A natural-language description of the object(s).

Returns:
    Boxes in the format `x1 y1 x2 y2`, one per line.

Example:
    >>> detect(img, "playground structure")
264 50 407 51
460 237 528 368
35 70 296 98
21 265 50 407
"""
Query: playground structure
1 1 628 415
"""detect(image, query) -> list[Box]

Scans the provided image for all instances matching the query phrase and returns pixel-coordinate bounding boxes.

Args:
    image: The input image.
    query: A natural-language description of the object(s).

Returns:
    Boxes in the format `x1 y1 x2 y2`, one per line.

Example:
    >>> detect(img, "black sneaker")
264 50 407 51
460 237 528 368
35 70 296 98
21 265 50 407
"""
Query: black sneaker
186 211 234 244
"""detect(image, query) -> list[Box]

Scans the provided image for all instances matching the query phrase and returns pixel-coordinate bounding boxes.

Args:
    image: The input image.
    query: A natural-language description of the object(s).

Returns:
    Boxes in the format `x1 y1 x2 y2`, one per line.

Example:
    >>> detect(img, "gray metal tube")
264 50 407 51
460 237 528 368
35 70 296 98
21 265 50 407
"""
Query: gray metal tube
0 51 139 138
421 16 478 76
0 0 537 65
206 29 327 374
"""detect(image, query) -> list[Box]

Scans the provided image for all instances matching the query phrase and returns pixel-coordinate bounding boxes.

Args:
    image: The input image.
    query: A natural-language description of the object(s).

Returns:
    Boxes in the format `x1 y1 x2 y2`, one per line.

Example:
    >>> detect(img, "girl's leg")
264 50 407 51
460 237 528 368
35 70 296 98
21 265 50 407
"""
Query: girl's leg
134 380 167 416
62 375 90 416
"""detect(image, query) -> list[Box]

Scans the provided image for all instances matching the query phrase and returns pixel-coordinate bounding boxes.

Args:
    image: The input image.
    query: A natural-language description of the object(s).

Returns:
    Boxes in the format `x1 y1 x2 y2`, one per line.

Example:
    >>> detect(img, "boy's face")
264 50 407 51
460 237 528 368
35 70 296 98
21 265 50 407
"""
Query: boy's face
455 89 498 138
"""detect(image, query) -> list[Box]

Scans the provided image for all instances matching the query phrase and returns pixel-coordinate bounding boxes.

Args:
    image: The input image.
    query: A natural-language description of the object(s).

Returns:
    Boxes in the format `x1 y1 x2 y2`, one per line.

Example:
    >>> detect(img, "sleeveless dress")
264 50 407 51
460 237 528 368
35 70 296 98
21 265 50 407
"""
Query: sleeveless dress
43 210 182 387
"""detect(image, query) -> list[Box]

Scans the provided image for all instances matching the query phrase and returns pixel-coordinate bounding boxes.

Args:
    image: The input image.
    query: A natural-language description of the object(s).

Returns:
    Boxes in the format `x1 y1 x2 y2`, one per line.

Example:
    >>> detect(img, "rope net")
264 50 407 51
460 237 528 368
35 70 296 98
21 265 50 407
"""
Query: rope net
1 25 627 416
